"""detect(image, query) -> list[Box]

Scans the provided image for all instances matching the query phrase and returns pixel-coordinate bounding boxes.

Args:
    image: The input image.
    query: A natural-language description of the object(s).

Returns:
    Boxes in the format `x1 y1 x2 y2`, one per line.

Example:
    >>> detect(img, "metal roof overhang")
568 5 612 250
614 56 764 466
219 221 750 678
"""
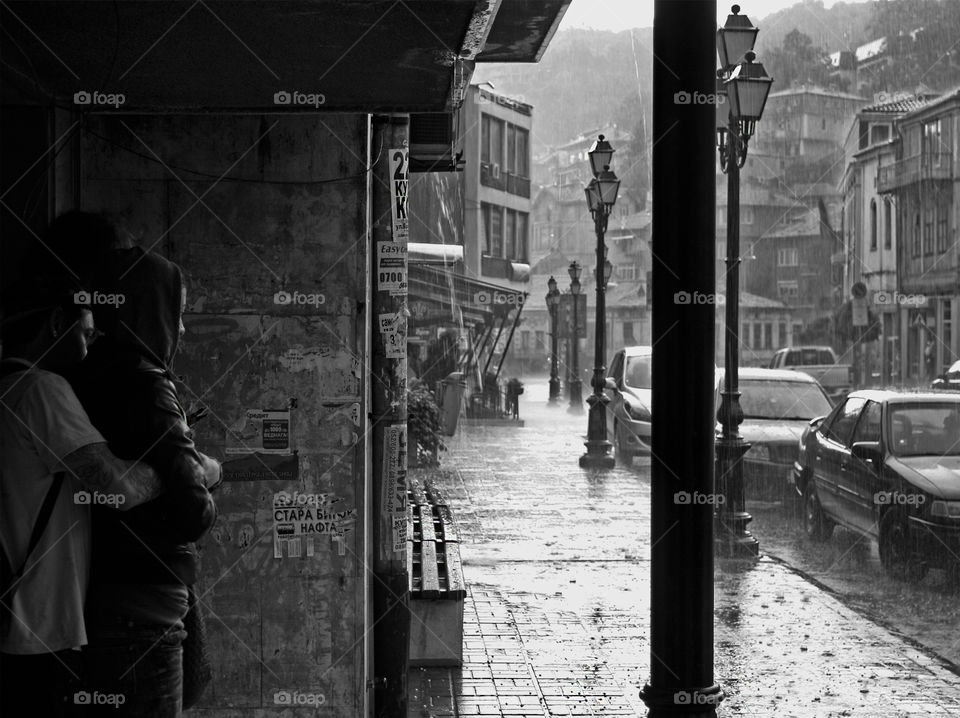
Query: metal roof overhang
1 0 570 112
408 263 525 327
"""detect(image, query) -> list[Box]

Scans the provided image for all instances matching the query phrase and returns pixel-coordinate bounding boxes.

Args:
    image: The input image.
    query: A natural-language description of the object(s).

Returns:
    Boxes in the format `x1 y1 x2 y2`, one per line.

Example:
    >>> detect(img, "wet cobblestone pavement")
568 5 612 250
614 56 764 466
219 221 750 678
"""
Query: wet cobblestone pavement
408 381 960 717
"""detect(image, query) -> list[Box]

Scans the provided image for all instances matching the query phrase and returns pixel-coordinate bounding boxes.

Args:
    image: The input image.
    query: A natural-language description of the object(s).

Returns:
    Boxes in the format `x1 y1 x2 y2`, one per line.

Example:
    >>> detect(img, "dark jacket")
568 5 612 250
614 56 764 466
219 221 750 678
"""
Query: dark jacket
68 247 216 586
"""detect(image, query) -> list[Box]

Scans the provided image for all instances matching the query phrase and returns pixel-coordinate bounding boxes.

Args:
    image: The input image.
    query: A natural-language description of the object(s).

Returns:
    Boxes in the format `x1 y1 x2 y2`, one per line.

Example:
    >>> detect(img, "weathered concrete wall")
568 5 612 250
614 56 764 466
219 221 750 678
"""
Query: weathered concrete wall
82 114 369 716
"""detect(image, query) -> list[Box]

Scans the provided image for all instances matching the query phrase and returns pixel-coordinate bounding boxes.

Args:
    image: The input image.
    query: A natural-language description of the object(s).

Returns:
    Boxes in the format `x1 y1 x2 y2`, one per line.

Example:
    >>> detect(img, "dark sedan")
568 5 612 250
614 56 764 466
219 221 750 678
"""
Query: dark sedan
794 390 960 581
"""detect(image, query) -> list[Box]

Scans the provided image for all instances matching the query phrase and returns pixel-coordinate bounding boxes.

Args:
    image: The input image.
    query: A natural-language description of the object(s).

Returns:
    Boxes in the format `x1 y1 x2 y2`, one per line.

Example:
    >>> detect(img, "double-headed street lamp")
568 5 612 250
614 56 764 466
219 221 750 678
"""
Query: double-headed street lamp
546 276 561 404
715 4 773 557
580 135 620 469
567 262 583 413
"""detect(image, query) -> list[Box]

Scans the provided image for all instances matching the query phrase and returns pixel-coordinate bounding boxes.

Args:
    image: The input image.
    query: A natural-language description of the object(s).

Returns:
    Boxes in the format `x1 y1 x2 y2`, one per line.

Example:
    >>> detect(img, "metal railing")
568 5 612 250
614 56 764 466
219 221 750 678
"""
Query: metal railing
877 152 953 193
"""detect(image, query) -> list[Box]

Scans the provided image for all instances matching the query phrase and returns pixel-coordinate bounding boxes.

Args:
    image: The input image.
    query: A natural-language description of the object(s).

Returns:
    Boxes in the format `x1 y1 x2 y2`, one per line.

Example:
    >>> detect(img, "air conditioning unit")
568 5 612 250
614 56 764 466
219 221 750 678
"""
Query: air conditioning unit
492 164 501 179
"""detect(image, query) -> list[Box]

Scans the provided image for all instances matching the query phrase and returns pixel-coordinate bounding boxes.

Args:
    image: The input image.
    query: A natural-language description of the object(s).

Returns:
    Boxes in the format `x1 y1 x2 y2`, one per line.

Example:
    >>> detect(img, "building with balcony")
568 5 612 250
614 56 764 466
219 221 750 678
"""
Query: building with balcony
876 89 960 383
840 94 933 385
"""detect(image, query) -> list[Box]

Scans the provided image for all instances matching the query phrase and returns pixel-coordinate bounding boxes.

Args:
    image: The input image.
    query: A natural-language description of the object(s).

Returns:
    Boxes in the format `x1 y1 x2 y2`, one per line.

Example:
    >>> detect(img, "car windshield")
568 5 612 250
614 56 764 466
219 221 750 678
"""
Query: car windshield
888 402 960 457
624 354 652 389
739 379 833 420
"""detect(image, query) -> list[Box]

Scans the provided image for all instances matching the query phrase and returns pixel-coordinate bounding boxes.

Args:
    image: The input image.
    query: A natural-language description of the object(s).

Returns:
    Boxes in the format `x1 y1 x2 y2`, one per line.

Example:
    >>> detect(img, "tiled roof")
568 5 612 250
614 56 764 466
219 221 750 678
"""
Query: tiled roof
860 96 936 114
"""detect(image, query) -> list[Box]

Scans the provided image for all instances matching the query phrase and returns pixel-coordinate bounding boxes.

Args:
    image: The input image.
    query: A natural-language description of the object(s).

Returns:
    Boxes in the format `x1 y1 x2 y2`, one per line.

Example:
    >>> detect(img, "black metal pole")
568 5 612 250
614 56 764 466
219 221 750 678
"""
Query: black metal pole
549 300 561 404
568 290 583 413
581 211 614 468
715 121 759 557
643 1 722 716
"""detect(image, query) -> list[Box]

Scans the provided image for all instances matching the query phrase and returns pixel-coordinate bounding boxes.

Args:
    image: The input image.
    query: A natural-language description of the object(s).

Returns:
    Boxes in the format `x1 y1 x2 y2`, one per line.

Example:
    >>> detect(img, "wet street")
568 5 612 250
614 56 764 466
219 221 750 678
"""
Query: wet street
409 378 960 717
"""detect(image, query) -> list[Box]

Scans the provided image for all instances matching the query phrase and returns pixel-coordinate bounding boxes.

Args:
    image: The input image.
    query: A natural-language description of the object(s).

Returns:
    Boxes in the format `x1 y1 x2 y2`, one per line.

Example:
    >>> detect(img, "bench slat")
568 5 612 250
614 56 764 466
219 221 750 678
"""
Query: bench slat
442 542 466 598
434 504 459 543
419 538 440 598
419 504 437 543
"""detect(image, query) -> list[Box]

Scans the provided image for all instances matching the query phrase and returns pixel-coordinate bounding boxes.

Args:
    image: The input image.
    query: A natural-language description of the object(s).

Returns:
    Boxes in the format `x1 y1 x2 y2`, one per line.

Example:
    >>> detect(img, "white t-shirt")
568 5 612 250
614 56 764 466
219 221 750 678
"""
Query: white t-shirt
0 361 104 654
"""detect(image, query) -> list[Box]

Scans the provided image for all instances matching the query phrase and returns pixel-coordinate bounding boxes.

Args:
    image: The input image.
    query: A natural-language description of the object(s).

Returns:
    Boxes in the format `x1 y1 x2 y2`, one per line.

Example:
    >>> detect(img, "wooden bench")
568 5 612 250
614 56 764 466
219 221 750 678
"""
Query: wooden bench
407 480 465 667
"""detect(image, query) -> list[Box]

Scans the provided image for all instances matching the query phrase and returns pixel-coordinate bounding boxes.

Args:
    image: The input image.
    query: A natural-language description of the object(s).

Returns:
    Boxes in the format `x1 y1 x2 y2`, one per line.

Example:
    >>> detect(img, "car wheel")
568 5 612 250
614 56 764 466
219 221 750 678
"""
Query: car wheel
879 509 928 582
614 421 634 466
803 483 834 541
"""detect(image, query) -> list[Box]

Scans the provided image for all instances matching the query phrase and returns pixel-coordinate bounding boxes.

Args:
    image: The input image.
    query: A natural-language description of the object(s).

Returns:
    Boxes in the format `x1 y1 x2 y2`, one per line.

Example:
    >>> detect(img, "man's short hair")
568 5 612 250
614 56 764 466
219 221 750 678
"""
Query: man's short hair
0 275 89 350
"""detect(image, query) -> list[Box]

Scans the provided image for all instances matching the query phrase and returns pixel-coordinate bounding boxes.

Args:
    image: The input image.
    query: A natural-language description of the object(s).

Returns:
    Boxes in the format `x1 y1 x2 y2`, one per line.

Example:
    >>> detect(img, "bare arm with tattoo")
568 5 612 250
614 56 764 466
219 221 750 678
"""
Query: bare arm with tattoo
61 443 164 510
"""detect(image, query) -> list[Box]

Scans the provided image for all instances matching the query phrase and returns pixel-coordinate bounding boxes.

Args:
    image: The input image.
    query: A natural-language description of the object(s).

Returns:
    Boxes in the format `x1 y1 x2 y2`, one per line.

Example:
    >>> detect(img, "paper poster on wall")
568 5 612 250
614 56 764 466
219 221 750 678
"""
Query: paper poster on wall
389 148 409 243
222 453 299 482
272 492 357 558
382 424 407 515
377 241 407 295
226 409 292 455
379 312 406 359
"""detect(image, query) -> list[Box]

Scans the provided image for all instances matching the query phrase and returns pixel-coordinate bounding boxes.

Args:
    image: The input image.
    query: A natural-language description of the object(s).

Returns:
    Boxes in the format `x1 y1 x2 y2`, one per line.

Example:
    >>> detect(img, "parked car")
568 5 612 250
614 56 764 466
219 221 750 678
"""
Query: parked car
768 346 853 404
727 368 833 502
604 346 653 463
794 390 960 581
931 360 960 391
604 346 721 465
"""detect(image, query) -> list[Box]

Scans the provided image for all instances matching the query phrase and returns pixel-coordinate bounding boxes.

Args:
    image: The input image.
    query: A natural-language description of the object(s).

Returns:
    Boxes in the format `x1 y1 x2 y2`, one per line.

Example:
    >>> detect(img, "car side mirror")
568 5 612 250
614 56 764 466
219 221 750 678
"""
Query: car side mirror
604 377 617 391
851 440 881 465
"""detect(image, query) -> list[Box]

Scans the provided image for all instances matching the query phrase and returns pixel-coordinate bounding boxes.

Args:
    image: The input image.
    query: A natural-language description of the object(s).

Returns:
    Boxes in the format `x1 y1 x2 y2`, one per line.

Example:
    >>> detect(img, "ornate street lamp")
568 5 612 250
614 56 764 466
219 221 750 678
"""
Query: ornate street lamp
568 261 583 414
715 6 773 557
546 276 561 404
580 135 619 469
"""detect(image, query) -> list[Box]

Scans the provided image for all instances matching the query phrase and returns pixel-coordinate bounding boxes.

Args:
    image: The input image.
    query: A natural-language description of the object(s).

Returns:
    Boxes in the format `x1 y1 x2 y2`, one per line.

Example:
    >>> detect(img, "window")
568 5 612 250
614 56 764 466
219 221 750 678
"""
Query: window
482 203 503 256
505 209 517 260
912 213 921 258
489 117 504 167
616 264 637 280
871 123 890 145
742 207 755 224
764 323 772 350
823 396 867 445
506 124 517 174
793 322 803 342
943 300 952 368
869 199 877 251
623 321 635 343
753 322 762 347
777 248 798 266
884 200 892 249
742 322 751 346
937 202 948 254
515 128 529 178
778 322 787 347
777 281 799 299
520 330 530 351
850 400 882 445
481 115 490 164
923 118 943 160
535 330 545 351
516 212 528 262
924 207 934 256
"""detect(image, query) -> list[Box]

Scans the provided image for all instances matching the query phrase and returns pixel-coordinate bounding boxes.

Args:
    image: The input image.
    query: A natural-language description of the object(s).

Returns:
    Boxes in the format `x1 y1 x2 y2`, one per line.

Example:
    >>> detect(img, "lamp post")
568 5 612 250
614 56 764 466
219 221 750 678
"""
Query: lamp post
715 5 773 557
547 276 561 404
567 261 583 414
580 135 620 469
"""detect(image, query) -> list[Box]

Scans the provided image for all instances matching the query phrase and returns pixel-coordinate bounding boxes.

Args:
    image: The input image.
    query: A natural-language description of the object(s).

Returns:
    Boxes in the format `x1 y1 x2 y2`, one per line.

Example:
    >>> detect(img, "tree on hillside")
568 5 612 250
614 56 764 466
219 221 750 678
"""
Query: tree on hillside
762 28 833 90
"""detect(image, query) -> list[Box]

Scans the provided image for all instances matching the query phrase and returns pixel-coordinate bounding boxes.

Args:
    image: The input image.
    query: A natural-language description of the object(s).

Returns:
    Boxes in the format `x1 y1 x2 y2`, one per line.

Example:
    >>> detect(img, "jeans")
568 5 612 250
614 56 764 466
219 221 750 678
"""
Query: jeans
0 648 84 718
81 619 186 718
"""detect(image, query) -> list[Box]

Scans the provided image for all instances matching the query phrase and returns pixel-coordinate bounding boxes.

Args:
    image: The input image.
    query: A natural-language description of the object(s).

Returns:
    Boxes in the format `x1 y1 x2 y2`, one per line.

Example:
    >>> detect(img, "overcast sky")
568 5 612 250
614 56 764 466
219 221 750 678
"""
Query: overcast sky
559 0 875 32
